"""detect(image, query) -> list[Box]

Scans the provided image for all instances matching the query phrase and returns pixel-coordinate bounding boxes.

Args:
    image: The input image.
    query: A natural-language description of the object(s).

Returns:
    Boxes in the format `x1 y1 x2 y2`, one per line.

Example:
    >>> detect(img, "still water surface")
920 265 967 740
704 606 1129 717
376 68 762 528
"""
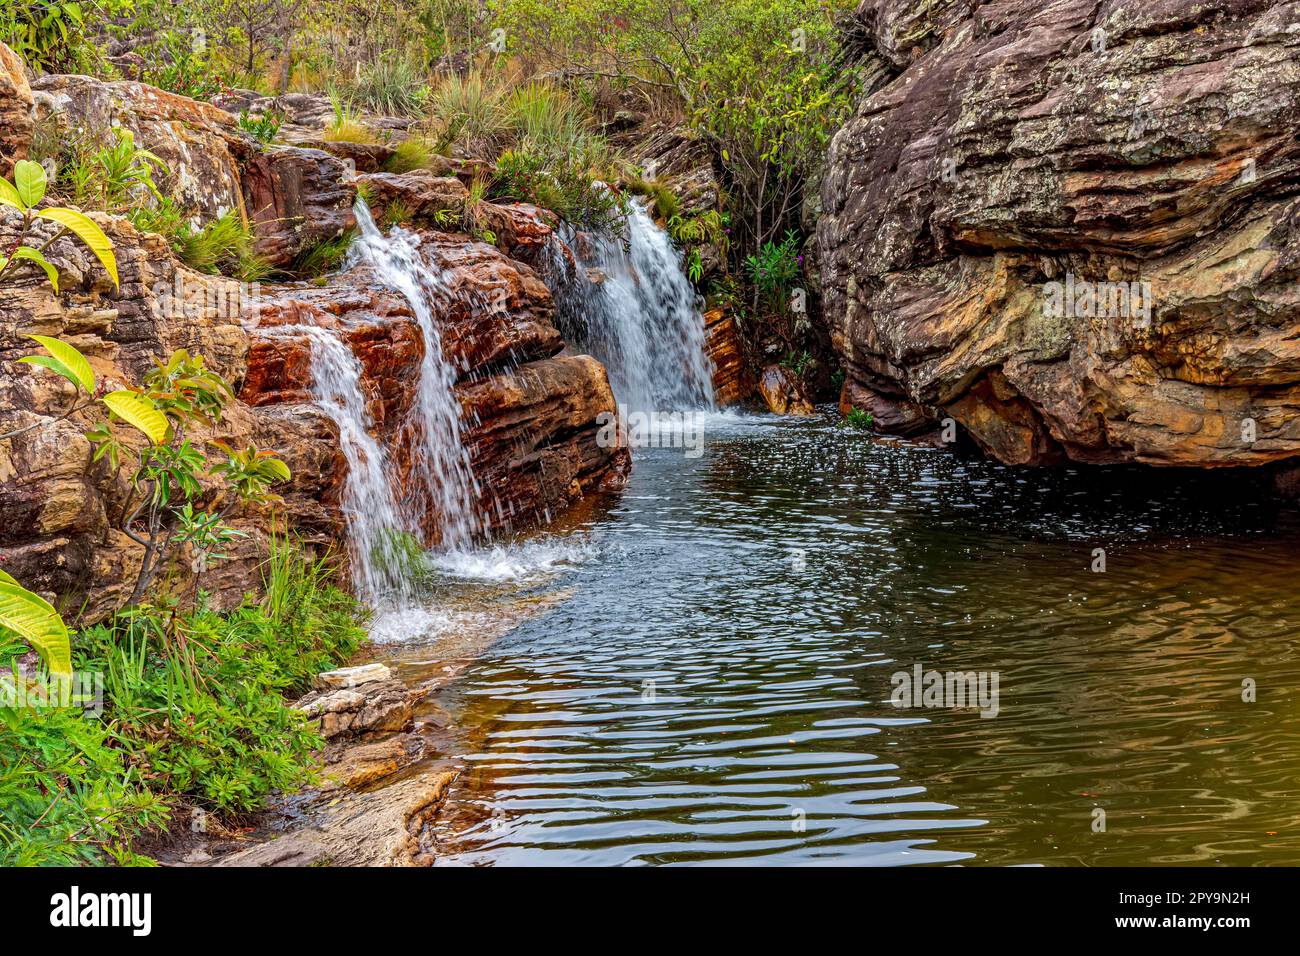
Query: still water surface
383 413 1300 865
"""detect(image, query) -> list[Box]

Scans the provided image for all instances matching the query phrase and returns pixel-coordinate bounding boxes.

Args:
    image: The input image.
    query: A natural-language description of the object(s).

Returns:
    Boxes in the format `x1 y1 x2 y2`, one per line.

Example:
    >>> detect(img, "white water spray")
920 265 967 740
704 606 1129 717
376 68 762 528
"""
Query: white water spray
349 200 481 550
270 325 412 603
547 199 714 414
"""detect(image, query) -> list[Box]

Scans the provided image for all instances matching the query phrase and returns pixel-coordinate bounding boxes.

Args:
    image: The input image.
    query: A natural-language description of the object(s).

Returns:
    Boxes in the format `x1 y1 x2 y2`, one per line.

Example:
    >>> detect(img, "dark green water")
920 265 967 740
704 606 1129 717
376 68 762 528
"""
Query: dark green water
394 413 1300 865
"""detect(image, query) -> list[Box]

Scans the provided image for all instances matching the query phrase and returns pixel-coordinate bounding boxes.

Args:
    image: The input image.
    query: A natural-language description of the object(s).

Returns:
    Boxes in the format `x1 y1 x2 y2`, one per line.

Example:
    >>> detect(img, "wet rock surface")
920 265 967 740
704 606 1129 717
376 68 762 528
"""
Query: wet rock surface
818 0 1300 467
0 54 630 620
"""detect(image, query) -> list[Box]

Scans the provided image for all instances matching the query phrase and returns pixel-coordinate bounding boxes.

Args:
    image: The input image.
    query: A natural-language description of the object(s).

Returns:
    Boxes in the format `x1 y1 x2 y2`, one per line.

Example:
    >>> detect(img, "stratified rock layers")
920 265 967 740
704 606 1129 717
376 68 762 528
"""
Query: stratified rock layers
0 59 628 619
818 0 1300 466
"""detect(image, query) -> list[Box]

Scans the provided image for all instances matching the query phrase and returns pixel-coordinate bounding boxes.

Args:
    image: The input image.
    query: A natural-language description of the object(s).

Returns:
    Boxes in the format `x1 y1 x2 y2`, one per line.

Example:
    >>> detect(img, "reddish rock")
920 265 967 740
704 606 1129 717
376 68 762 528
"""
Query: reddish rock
356 171 467 226
703 307 752 406
838 378 930 436
758 365 815 416
242 145 357 267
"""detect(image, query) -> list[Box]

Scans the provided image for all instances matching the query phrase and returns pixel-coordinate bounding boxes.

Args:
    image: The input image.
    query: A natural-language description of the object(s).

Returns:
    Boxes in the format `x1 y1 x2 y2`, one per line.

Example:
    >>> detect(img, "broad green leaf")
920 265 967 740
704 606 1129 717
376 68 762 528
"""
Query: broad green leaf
35 207 119 288
24 334 93 392
13 160 47 208
0 569 71 678
101 390 169 444
263 457 292 482
0 176 22 211
18 355 80 388
10 247 60 293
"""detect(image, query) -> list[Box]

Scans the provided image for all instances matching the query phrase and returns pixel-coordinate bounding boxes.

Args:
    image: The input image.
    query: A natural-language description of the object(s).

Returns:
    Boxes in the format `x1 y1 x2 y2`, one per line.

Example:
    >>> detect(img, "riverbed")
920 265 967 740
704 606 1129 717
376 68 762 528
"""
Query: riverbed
376 411 1300 865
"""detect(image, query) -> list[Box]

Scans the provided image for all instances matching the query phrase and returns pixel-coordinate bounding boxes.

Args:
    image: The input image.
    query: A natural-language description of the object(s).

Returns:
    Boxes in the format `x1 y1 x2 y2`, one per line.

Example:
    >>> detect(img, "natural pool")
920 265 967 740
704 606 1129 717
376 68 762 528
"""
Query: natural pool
377 412 1300 865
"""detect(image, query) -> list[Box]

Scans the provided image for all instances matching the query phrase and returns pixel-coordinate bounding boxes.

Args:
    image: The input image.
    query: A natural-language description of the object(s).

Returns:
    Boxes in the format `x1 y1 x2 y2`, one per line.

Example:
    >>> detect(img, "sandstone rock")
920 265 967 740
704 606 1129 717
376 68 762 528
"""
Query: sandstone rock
241 145 356 268
0 41 33 176
838 378 930 437
32 75 250 220
758 365 815 416
817 0 1300 467
211 770 455 867
314 663 392 690
704 307 753 406
356 170 467 226
295 679 416 739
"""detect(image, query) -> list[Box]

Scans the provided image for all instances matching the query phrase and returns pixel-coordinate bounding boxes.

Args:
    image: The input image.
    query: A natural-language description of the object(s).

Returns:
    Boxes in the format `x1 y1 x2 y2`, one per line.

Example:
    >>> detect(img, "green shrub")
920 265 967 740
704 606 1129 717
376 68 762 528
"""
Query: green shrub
744 230 802 314
132 204 271 282
842 407 874 431
75 542 367 817
238 109 284 145
289 228 356 279
431 72 509 158
0 700 167 866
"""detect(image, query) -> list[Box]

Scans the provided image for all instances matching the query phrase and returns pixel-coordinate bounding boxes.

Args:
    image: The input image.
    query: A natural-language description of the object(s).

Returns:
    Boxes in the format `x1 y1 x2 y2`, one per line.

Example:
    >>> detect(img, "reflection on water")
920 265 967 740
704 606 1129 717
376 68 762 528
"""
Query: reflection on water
392 413 1300 865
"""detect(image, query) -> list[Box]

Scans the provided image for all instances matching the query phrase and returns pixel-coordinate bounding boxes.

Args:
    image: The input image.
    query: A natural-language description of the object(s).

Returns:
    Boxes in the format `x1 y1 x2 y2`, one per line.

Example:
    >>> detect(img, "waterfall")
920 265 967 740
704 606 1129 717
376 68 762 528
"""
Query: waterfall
275 325 414 604
349 200 481 551
546 199 715 414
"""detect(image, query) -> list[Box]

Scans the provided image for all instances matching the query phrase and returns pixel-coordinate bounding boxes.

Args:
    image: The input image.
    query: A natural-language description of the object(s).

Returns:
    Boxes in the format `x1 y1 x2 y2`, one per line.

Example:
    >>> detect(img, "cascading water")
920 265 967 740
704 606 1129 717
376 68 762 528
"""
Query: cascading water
546 199 715 414
349 200 481 551
295 325 413 604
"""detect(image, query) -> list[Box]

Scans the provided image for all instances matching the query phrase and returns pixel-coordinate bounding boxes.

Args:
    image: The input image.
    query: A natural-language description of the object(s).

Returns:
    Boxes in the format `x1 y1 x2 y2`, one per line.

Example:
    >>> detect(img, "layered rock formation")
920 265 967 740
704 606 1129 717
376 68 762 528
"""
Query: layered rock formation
0 55 629 620
819 0 1300 466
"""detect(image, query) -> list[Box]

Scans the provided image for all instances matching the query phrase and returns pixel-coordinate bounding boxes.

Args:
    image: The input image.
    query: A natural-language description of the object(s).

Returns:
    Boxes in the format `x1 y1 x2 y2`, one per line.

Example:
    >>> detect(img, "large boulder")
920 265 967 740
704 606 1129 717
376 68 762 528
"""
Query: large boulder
32 74 251 219
818 0 1300 467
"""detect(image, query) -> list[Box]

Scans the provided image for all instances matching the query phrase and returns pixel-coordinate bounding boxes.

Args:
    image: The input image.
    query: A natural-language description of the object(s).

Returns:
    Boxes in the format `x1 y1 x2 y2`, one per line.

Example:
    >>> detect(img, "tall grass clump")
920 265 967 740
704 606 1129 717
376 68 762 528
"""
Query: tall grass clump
345 57 431 117
431 72 509 158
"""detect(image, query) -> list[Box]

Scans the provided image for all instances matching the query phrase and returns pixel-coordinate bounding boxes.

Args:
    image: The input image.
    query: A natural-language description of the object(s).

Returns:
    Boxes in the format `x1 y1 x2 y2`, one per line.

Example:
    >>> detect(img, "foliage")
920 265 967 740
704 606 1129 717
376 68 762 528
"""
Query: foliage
323 89 379 144
64 127 167 214
744 230 802 314
0 570 72 679
130 202 271 281
0 160 119 294
842 406 873 431
0 698 167 865
237 109 284 144
492 0 858 249
288 227 355 279
381 138 436 174
626 175 680 223
4 337 290 605
0 0 133 74
345 55 430 116
75 542 365 815
431 72 509 157
141 28 227 100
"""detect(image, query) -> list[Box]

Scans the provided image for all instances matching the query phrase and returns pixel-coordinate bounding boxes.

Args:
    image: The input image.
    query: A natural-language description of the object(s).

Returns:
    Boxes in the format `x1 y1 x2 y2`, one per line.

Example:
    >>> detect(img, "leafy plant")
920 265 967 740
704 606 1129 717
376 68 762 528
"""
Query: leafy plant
744 230 802 314
6 337 290 605
67 128 168 215
0 570 72 678
0 160 118 294
0 699 167 865
238 109 284 144
0 0 131 74
842 407 874 431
